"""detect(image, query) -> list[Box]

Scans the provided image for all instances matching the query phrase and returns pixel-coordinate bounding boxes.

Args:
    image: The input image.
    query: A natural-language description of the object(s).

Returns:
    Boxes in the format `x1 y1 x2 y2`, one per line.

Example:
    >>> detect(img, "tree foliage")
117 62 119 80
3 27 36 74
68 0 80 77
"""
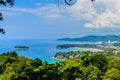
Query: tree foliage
0 0 14 6
104 68 120 80
64 0 95 6
0 51 119 80
0 0 14 34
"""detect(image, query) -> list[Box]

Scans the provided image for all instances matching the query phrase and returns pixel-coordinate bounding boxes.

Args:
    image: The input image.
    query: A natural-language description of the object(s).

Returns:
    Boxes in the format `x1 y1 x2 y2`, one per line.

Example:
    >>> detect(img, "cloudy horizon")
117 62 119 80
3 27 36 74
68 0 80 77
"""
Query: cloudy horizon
0 0 120 39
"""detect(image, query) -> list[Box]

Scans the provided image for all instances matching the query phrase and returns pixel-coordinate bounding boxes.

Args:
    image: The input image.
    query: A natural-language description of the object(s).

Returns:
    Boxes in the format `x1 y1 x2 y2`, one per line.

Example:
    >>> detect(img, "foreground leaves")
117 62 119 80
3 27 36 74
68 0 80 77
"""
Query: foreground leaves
0 51 120 80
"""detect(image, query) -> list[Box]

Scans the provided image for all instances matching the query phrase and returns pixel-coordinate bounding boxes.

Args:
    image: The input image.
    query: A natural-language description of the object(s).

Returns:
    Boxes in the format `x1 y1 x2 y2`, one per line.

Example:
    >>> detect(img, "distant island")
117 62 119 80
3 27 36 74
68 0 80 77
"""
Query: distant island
57 35 120 42
14 46 29 50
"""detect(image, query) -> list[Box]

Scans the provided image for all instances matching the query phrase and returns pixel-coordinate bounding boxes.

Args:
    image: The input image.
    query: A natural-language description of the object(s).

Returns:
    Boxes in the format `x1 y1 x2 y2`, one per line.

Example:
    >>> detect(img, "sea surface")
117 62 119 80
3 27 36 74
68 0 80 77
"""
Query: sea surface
0 39 96 64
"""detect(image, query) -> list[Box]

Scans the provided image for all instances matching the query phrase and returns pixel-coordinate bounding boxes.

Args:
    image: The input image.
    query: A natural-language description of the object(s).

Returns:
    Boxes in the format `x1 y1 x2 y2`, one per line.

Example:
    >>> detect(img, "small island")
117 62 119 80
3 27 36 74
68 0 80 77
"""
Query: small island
13 46 29 50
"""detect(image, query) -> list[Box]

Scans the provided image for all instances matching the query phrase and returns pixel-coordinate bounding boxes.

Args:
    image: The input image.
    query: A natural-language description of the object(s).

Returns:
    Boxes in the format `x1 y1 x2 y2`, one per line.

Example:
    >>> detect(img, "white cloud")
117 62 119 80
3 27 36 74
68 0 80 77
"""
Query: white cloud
63 0 120 29
0 4 63 18
67 0 96 20
0 0 120 28
84 0 120 28
85 9 120 28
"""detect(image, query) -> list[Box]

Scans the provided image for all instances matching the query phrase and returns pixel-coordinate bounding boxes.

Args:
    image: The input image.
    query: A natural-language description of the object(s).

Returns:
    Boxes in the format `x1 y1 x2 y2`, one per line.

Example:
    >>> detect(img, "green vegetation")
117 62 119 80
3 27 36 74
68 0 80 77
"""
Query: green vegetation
57 35 120 42
54 49 118 60
0 51 120 80
56 43 118 51
14 46 29 50
56 44 98 49
113 43 120 47
54 51 82 60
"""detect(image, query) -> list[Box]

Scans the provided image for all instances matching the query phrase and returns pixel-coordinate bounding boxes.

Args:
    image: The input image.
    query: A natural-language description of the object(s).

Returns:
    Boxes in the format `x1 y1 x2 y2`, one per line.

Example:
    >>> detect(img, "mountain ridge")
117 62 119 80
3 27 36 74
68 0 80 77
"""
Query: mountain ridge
57 35 120 42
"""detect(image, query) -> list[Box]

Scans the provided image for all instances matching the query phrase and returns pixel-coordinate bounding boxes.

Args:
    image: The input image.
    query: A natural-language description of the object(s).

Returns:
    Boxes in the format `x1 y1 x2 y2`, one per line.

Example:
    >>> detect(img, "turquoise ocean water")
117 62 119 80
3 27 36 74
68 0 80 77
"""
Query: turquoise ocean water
0 39 96 64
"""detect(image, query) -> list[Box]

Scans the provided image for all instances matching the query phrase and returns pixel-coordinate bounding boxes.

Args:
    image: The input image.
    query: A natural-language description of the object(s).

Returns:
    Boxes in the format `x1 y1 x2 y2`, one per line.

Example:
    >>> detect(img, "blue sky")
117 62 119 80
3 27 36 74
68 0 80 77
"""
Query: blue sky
0 0 120 39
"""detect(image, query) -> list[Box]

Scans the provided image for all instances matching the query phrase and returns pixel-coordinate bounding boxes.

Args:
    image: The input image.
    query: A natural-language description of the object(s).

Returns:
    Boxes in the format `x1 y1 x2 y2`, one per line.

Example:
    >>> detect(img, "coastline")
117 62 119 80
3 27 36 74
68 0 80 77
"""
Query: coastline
52 57 65 61
53 48 104 61
69 47 104 52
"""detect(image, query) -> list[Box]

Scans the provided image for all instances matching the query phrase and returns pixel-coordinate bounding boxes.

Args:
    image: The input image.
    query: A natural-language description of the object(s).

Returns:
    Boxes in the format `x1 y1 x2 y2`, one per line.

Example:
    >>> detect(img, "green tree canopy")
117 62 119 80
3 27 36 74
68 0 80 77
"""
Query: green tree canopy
103 68 120 80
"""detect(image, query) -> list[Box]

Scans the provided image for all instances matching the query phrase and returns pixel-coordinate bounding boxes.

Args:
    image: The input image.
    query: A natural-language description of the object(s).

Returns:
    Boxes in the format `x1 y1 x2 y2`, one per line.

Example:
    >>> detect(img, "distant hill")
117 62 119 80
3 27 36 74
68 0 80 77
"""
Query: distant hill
57 35 120 42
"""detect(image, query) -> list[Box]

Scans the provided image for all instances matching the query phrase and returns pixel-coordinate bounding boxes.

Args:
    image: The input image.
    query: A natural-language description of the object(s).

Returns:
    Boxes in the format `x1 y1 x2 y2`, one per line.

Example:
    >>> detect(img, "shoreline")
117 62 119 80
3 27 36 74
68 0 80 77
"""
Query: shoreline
52 57 65 61
68 47 104 52
53 48 104 61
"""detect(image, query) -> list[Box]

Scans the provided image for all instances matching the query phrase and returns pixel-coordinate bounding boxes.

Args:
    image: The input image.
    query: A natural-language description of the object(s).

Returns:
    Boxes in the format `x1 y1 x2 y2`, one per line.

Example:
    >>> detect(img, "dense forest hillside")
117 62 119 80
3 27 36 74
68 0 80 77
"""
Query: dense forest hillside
58 35 120 42
0 51 120 80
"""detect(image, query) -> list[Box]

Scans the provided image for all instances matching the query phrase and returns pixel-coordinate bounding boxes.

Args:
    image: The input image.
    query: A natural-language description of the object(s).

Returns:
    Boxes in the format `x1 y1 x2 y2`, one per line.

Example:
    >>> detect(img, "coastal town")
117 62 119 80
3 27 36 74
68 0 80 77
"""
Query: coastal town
54 40 120 60
97 40 120 55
